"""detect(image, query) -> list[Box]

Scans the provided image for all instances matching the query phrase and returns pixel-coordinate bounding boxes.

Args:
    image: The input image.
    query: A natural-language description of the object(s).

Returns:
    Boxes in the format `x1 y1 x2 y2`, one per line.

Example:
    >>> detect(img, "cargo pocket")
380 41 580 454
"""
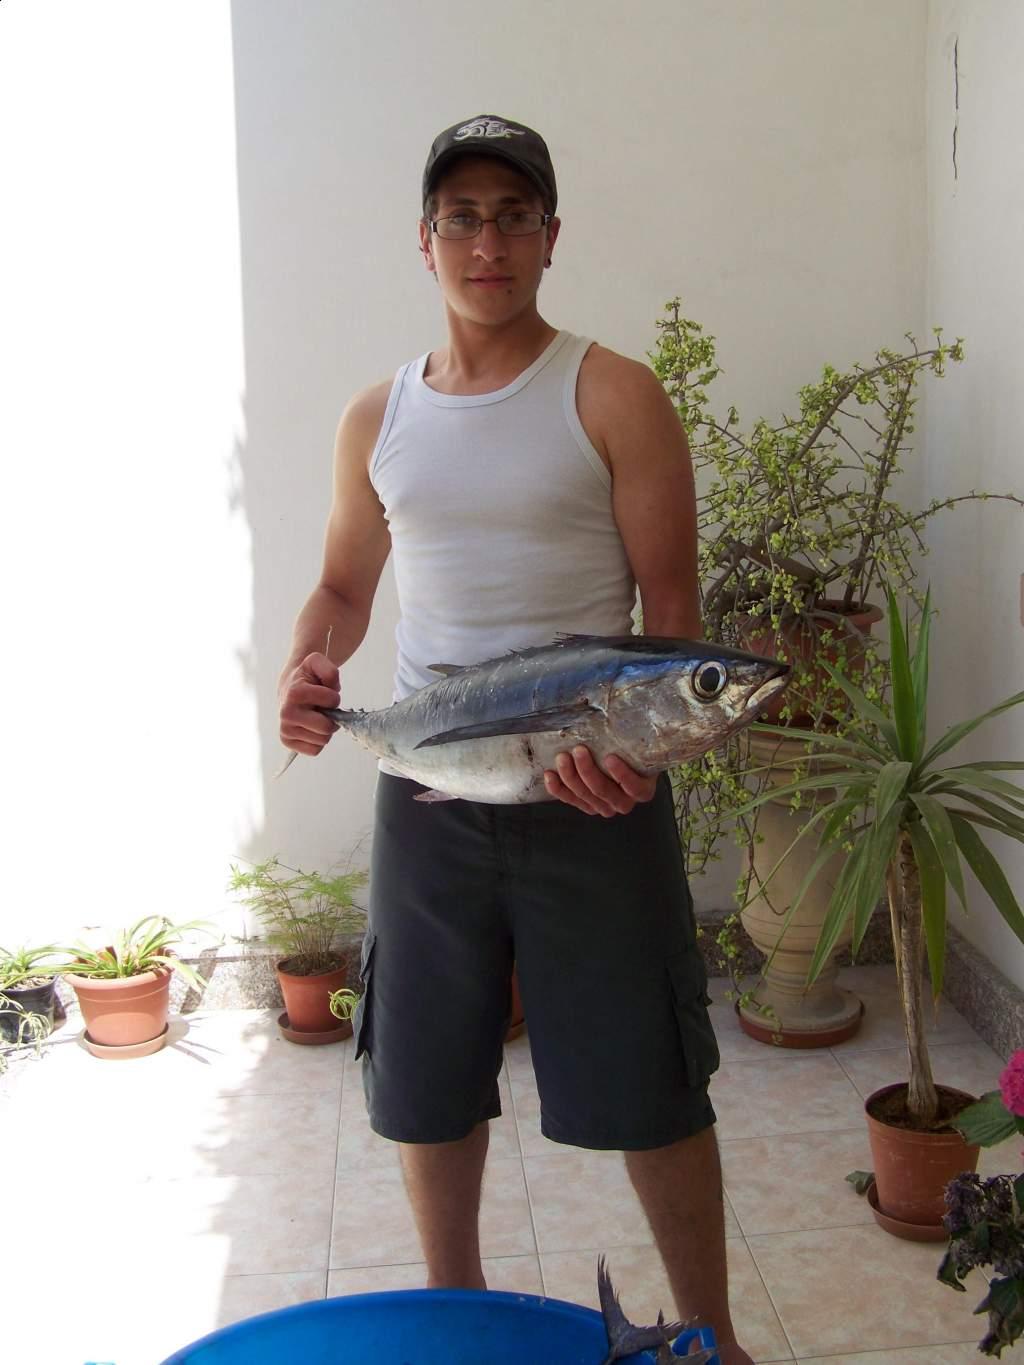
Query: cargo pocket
667 945 721 1089
352 930 376 1061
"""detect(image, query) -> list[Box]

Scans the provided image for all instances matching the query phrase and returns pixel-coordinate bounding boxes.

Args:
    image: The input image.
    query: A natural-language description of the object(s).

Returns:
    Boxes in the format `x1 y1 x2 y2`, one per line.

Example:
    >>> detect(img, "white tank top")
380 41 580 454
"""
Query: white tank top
369 329 637 706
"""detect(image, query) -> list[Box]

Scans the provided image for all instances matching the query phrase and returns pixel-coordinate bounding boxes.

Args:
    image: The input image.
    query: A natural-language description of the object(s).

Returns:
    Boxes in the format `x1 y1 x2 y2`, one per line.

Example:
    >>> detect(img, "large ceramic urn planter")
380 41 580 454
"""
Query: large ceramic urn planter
865 1082 981 1240
738 730 863 1046
64 964 173 1057
276 957 351 1043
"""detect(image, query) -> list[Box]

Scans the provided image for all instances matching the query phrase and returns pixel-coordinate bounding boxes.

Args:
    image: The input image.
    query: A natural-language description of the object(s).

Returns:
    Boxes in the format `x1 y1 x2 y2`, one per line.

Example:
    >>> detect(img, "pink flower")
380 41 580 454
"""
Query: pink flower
998 1049 1024 1117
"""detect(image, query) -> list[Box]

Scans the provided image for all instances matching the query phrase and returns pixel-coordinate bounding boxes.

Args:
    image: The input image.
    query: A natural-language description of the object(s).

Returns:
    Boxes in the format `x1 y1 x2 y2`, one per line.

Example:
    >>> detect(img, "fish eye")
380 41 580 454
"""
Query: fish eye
690 661 728 701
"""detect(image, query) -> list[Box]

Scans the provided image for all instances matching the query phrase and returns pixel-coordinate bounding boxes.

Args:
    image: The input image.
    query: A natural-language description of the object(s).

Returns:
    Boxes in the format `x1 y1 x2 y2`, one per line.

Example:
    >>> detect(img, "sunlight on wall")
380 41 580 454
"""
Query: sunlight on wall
0 2 261 943
1 0 940 945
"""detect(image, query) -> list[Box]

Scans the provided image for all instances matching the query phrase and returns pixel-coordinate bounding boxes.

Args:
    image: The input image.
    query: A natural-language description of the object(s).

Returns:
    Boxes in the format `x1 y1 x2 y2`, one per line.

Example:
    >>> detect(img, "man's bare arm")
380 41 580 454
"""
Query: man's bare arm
278 382 391 757
603 357 701 639
544 350 700 815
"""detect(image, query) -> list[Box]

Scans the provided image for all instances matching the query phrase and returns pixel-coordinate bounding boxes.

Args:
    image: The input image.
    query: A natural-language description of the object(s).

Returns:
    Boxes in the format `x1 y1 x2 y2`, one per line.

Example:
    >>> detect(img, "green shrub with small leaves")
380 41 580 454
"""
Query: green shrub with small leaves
229 857 367 977
650 299 1022 905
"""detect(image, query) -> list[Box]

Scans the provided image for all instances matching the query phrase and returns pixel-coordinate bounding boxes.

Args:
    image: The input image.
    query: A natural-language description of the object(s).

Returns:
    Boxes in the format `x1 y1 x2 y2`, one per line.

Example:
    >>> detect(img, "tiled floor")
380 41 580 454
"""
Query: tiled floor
3 963 1021 1364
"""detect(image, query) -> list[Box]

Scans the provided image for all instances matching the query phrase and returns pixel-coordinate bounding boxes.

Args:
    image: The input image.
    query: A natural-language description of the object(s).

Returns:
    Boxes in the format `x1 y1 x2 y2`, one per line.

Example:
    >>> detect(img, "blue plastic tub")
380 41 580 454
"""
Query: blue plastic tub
160 1287 720 1364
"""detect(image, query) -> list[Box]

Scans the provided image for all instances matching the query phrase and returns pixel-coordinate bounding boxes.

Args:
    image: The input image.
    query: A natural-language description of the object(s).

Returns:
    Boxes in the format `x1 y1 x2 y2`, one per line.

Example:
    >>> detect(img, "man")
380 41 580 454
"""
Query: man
278 114 752 1364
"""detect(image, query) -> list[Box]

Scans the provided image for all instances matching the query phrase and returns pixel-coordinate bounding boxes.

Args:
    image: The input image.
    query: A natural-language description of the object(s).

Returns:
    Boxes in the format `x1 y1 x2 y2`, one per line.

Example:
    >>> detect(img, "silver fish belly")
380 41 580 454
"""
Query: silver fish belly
323 633 789 804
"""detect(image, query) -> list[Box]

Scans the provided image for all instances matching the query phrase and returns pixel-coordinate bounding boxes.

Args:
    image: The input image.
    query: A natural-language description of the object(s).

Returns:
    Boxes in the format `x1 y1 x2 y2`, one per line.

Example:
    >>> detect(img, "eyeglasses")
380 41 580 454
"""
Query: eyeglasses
430 211 552 240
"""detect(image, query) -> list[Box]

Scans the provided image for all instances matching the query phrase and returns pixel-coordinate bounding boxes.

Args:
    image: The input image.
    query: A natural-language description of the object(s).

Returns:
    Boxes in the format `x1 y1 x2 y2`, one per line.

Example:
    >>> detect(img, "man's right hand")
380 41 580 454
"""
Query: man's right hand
278 652 341 757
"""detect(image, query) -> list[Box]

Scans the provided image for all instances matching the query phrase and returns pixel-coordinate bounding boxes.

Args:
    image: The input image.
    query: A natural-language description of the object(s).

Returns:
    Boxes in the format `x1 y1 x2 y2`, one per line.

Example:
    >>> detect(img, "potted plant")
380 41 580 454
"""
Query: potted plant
0 999 51 1073
944 1042 1024 1354
940 1048 1024 1355
0 944 65 1044
58 916 211 1059
229 856 367 1043
651 299 1022 1043
733 587 1024 1237
327 986 360 1039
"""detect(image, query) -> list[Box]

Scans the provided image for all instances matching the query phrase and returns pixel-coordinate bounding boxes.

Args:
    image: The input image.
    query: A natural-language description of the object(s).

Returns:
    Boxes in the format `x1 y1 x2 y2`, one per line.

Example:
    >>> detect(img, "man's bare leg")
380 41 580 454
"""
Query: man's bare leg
625 1126 753 1364
399 1121 490 1290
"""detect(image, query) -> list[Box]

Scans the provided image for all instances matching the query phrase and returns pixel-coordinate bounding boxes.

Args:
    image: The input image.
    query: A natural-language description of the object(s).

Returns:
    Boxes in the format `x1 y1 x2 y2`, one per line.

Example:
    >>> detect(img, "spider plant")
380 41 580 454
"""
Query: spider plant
328 987 360 1021
57 916 212 990
0 944 66 990
0 998 49 1069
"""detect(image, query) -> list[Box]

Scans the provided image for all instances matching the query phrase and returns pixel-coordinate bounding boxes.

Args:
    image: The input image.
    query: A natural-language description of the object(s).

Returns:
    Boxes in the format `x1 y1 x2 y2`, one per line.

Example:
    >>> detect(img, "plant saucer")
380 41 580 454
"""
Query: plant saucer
277 1011 352 1046
866 1178 949 1242
82 1023 169 1061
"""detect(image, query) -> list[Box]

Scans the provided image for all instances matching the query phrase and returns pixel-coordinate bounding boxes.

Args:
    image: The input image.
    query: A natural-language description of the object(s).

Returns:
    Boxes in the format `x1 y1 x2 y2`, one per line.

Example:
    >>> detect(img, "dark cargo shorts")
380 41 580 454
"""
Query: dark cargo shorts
351 771 720 1150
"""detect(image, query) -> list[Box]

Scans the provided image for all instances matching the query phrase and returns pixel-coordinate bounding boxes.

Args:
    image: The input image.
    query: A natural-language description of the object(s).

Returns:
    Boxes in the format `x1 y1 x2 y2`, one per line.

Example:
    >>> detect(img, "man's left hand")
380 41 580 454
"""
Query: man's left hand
543 746 658 816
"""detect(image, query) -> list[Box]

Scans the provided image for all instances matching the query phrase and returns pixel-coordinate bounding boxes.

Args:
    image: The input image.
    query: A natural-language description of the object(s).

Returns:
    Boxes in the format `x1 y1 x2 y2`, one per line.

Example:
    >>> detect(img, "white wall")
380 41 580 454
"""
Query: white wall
1 0 931 947
924 0 1024 990
2 2 260 943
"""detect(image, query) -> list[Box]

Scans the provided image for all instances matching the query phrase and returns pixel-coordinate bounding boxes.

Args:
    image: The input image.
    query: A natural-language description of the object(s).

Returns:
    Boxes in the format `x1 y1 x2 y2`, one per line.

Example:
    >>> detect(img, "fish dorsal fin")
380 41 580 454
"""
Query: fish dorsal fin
426 663 466 676
414 700 600 750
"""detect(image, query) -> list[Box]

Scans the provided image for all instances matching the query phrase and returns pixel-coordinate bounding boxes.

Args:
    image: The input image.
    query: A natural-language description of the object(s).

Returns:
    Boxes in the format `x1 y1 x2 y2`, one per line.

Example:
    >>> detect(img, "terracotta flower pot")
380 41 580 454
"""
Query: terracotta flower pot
64 964 172 1047
865 1082 981 1237
276 957 350 1035
739 599 884 725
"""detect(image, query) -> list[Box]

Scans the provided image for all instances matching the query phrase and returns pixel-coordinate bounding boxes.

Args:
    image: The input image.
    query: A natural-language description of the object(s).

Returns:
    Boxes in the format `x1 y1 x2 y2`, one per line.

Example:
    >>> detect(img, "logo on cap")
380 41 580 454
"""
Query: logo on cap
454 118 526 142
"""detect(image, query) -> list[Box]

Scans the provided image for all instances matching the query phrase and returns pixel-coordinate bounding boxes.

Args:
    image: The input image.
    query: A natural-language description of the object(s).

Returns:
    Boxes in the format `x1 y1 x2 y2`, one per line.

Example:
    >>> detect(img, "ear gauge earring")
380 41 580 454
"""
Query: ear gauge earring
545 257 552 267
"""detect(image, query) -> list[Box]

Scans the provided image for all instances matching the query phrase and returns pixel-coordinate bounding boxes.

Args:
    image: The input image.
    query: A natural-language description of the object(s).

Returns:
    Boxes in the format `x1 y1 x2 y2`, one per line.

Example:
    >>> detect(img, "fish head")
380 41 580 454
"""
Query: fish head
606 641 790 766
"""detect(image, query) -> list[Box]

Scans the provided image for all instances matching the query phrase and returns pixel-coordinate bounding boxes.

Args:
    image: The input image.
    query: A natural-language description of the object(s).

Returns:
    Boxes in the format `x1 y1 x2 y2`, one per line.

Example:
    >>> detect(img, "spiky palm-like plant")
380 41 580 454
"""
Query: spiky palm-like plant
735 588 1024 1124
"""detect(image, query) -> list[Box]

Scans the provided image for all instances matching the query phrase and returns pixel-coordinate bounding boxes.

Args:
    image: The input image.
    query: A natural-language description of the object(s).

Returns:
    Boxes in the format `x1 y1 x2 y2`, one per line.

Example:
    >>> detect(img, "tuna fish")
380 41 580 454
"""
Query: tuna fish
318 633 789 804
596 1254 718 1363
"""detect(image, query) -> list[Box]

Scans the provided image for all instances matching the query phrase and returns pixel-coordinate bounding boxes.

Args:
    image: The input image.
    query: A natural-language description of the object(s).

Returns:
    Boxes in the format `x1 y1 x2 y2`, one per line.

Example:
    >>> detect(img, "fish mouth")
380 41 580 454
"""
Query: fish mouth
744 663 791 714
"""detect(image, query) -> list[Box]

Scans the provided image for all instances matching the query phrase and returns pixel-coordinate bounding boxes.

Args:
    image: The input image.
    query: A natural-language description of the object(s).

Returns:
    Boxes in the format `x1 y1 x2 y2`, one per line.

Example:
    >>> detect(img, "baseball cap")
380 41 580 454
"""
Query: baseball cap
422 114 557 214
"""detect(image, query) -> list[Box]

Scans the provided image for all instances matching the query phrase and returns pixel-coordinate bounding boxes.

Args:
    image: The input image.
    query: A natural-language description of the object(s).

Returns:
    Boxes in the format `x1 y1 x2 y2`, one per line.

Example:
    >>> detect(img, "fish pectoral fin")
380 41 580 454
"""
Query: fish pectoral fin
414 702 601 750
425 663 466 676
412 788 460 803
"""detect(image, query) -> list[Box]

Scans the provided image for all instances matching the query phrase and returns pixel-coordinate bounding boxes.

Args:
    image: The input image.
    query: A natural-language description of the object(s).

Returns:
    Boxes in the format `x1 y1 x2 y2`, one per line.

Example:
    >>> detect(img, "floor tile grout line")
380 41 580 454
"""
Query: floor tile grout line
214 1267 331 1283
738 1232 800 1362
326 1043 348 1293
716 1032 984 1052
716 1123 872 1145
830 1050 868 1098
738 1214 888 1240
789 1338 982 1361
332 1254 542 1270
506 1058 544 1284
